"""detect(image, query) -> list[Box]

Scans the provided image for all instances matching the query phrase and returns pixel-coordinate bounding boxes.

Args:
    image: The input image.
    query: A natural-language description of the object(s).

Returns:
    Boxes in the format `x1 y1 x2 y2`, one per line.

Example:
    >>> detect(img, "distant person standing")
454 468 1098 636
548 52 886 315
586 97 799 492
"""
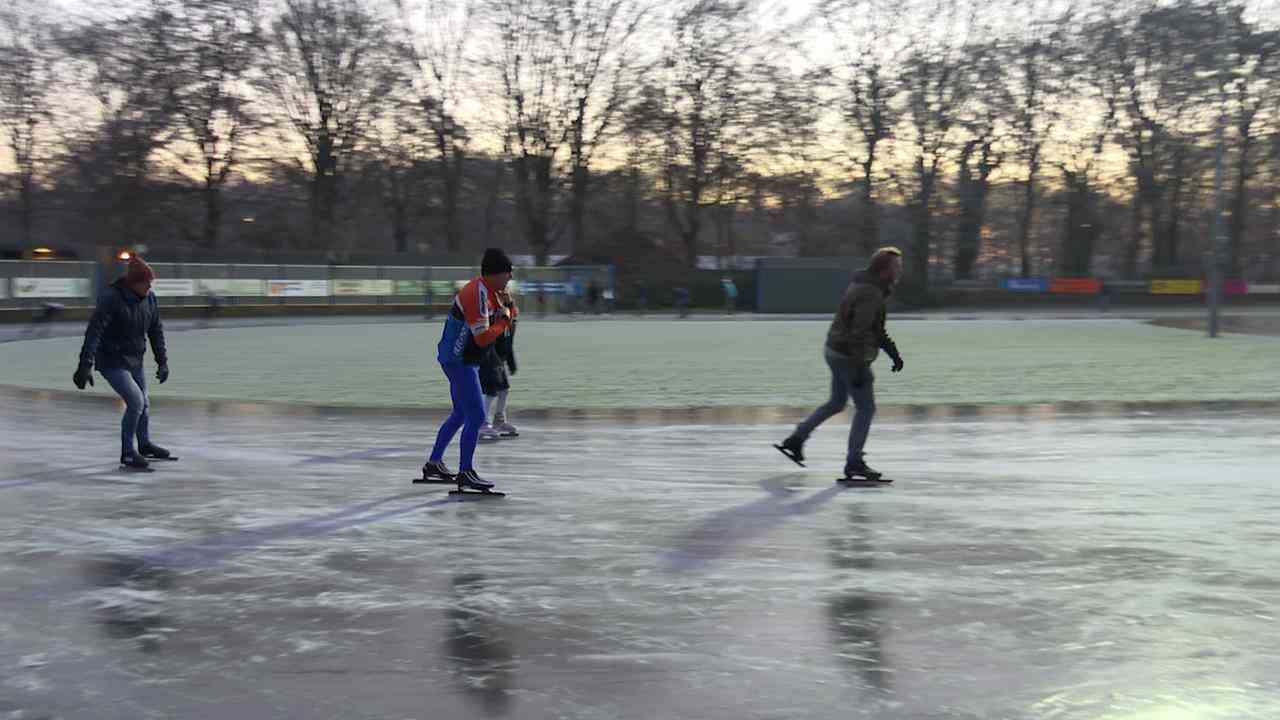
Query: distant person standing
634 281 649 315
423 276 436 320
587 280 601 314
774 247 905 481
721 276 738 315
72 256 172 471
199 291 224 329
674 286 690 318
24 301 64 338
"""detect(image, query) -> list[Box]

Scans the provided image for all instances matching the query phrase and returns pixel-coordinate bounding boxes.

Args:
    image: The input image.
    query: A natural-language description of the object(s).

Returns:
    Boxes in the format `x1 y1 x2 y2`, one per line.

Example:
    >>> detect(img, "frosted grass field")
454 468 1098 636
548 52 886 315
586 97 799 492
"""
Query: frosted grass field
1 318 1276 409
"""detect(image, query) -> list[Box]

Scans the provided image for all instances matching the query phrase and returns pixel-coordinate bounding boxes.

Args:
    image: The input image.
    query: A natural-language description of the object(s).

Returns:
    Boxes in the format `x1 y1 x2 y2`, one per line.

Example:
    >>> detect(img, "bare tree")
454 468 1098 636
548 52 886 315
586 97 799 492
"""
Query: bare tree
482 0 646 264
361 121 433 251
397 0 473 252
1052 5 1122 278
1004 2 1072 278
169 0 262 249
894 0 976 289
60 3 185 245
0 4 57 246
820 0 909 256
616 82 664 239
952 41 1008 279
755 62 825 256
260 0 401 249
1097 0 1219 277
1221 9 1280 276
648 0 761 267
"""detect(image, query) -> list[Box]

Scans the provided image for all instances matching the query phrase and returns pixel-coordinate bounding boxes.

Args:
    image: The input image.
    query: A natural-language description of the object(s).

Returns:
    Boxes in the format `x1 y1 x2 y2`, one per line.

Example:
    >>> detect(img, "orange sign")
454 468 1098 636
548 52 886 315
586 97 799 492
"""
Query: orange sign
1050 278 1101 294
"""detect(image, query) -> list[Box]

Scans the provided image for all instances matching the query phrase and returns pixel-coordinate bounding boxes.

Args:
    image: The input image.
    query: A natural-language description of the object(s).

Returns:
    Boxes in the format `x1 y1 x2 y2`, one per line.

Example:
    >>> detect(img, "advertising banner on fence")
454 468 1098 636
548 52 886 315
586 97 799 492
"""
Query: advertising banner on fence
0 278 8 299
1049 278 1102 294
333 279 393 296
1150 279 1203 295
267 280 330 297
392 280 427 295
1002 277 1049 292
12 277 92 298
1223 279 1248 296
151 279 196 297
1247 283 1280 294
516 281 567 295
196 278 266 296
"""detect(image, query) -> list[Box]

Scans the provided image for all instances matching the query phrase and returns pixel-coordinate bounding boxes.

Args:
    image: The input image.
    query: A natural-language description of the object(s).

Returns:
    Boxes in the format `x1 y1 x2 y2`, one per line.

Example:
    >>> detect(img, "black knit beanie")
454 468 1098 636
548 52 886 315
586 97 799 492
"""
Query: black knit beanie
481 248 513 276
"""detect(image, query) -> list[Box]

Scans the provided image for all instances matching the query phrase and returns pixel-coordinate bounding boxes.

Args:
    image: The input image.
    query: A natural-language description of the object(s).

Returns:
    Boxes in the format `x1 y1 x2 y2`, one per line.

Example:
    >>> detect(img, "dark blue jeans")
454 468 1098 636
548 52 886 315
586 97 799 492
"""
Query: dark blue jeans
793 347 876 468
100 365 151 457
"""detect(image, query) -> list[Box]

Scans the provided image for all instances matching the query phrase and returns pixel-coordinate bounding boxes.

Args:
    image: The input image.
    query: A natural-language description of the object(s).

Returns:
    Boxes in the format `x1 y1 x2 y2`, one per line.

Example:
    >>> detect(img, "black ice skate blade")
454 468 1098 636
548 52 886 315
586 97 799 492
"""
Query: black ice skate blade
836 476 893 486
118 464 155 473
449 488 506 499
773 444 805 467
498 432 519 438
412 476 455 485
144 456 179 461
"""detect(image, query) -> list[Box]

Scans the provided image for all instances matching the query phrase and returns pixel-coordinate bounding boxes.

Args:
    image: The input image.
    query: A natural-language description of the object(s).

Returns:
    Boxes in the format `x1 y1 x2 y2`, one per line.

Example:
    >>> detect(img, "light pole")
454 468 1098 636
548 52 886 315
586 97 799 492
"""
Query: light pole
1207 9 1231 339
1208 101 1226 339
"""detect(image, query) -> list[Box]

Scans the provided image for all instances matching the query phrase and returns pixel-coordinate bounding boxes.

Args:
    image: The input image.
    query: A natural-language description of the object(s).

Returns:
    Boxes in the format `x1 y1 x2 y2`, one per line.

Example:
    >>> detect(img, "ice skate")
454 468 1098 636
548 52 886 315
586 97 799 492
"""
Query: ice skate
119 451 153 473
139 442 177 461
492 415 519 438
415 460 455 484
773 437 805 467
837 460 892 484
451 469 505 498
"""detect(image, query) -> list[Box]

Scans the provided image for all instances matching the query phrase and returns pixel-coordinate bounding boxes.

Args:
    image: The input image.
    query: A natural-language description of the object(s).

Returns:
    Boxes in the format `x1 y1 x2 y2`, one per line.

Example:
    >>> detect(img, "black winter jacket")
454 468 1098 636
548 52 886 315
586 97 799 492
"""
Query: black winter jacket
78 278 168 371
825 269 899 365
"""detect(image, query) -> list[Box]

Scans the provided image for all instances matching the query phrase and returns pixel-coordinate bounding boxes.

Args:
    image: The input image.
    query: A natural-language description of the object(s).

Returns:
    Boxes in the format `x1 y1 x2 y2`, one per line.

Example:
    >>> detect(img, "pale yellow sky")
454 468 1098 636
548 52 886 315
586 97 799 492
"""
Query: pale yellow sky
5 0 1279 200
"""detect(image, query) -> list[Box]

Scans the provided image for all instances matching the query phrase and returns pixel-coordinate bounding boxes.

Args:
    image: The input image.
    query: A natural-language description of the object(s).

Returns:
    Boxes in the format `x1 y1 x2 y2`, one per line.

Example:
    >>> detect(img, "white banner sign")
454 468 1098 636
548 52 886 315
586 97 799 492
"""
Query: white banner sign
12 277 92 298
1247 283 1280 295
267 279 330 297
151 279 196 297
332 279 394 296
196 278 266 297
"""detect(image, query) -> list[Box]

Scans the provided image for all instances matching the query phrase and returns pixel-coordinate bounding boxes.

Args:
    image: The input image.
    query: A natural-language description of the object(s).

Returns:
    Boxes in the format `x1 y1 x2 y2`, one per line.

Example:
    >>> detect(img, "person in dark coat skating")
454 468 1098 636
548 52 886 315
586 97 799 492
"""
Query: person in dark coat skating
73 256 172 470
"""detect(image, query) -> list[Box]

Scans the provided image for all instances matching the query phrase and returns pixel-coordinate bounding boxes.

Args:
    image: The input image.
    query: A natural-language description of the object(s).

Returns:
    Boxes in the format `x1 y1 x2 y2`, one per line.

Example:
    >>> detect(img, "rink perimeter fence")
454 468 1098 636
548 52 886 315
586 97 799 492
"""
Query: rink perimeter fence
0 260 616 312
3 259 1279 314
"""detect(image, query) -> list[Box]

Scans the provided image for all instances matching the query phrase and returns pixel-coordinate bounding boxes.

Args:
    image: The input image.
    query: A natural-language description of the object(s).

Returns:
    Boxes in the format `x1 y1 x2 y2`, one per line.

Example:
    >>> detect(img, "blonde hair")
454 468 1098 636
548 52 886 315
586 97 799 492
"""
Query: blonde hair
868 246 903 274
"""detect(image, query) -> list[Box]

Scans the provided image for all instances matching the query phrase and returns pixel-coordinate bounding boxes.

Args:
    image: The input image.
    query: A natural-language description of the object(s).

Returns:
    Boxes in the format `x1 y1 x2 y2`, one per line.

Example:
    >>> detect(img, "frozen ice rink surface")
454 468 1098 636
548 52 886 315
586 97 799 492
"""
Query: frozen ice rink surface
3 388 1279 719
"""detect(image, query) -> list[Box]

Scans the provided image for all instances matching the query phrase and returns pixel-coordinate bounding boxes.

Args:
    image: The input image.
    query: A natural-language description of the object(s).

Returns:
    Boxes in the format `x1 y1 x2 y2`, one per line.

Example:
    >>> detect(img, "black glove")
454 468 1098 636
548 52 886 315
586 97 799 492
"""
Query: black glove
156 364 170 384
889 351 904 373
507 358 517 376
73 364 94 389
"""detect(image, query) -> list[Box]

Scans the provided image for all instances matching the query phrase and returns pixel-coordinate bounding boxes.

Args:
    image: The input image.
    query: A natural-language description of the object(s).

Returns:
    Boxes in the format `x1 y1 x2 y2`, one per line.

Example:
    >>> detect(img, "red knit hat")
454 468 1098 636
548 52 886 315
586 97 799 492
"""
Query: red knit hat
126 256 155 284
